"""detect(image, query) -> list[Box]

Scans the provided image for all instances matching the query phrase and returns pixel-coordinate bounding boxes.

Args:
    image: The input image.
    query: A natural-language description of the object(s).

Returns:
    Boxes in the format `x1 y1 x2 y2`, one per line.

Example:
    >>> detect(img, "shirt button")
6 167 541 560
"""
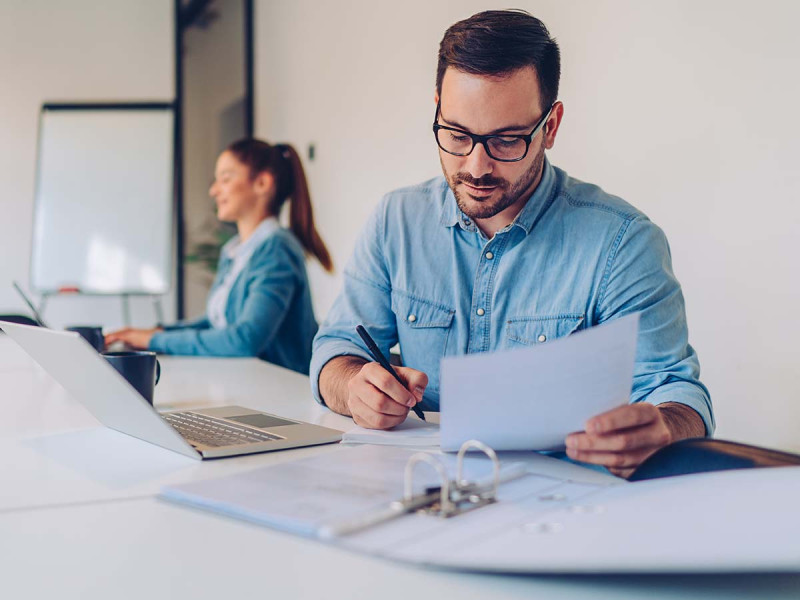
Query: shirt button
538 334 547 342
476 308 485 316
407 314 417 323
485 251 494 260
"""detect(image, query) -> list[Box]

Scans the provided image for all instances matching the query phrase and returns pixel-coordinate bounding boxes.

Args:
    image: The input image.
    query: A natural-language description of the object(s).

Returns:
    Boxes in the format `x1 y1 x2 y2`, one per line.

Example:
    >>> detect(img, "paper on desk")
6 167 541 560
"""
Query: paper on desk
161 445 800 573
341 417 440 448
161 445 531 538
440 313 639 452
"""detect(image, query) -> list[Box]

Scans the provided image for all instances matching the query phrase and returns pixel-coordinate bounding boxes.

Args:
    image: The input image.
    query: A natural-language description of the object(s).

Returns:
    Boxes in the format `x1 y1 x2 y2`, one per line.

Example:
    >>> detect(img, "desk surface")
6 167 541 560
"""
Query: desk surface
1 336 798 599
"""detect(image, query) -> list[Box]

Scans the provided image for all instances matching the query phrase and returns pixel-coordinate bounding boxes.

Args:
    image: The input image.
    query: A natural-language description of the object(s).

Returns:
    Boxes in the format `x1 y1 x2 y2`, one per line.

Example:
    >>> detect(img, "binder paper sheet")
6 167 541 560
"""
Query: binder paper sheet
440 313 640 451
162 443 800 573
161 445 547 538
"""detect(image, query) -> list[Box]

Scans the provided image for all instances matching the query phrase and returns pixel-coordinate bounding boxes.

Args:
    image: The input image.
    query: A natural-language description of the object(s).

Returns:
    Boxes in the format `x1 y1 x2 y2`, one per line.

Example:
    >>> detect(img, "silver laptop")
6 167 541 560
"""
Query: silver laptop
0 321 342 459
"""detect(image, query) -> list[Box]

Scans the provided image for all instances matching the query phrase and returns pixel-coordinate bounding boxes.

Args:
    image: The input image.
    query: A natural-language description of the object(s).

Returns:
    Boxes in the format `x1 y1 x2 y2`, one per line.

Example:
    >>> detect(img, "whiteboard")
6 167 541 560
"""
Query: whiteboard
31 105 174 295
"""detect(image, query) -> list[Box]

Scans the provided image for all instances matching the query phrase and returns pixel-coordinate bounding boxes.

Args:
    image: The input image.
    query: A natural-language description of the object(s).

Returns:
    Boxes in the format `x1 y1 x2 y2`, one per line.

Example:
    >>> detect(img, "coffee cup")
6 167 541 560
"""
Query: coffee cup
102 351 161 404
66 325 104 352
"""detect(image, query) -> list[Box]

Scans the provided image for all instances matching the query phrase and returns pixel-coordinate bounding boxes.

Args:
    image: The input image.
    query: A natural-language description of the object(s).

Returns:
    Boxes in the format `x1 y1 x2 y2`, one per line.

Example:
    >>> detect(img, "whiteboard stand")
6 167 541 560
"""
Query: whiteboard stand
119 294 165 328
121 294 131 328
35 292 166 330
152 295 165 326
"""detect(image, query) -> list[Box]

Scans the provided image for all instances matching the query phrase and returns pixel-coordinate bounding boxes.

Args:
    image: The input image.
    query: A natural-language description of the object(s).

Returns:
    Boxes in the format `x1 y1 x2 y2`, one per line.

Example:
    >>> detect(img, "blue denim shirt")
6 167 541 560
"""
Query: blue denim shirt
311 158 714 433
150 228 318 375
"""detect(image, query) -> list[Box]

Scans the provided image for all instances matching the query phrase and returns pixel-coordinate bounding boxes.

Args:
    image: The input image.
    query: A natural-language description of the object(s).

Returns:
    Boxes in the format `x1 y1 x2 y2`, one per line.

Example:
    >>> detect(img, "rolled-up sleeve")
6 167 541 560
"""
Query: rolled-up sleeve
596 216 714 434
310 197 398 406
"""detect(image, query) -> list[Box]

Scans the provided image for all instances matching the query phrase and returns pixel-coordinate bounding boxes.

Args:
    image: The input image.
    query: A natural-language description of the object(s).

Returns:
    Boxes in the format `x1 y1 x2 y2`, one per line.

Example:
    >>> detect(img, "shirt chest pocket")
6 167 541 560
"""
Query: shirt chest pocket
506 314 585 348
391 290 455 374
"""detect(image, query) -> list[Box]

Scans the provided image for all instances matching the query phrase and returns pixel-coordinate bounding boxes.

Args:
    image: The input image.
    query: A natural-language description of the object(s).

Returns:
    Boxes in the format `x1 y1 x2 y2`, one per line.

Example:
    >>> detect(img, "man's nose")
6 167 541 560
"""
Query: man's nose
463 142 494 179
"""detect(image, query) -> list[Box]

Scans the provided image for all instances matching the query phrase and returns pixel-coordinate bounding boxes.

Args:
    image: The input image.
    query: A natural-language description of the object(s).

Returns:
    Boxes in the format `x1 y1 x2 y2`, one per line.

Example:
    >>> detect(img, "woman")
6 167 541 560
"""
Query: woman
105 138 333 375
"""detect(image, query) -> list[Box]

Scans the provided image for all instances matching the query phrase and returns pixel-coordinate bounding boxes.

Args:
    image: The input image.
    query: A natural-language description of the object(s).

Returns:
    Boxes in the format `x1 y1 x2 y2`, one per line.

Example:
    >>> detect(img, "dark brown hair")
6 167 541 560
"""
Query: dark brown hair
226 138 333 272
436 9 561 111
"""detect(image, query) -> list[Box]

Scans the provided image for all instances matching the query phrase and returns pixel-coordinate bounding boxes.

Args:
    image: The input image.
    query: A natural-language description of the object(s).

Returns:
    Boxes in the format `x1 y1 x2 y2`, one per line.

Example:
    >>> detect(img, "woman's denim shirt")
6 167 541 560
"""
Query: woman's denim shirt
150 227 317 375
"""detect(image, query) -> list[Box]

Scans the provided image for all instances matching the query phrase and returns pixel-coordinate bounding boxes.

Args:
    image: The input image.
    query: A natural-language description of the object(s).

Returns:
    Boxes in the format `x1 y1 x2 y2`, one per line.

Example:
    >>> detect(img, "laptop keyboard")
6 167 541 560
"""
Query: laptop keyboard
163 412 282 447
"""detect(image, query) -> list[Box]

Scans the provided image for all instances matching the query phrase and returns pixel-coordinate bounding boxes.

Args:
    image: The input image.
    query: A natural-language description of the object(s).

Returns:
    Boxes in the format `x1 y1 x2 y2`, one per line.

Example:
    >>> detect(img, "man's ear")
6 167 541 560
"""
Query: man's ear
543 101 565 150
434 89 440 105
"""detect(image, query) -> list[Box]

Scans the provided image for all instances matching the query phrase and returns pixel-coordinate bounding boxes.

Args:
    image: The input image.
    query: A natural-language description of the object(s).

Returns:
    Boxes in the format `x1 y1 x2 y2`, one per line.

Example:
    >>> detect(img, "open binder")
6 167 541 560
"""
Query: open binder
161 442 800 573
319 440 528 538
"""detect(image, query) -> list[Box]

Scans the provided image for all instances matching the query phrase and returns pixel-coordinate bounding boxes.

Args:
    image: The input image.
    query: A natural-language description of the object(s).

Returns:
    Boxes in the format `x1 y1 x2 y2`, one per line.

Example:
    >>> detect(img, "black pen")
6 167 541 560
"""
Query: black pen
355 325 426 421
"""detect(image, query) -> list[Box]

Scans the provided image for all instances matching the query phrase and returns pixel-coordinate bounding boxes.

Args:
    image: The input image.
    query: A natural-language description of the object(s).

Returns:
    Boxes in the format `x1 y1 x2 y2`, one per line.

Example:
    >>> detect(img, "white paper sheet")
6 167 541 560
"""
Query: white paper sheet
161 445 535 537
440 313 639 451
161 442 800 573
341 417 441 448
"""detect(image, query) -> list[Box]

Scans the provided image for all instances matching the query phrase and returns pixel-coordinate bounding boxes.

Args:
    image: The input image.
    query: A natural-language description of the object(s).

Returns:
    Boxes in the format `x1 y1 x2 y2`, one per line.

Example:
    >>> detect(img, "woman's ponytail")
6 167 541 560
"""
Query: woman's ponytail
227 138 333 272
280 144 333 272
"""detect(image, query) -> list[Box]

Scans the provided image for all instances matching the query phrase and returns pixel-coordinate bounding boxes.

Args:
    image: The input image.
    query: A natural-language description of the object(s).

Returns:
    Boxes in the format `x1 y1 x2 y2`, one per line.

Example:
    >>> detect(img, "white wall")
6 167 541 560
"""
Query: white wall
255 0 800 451
0 0 174 329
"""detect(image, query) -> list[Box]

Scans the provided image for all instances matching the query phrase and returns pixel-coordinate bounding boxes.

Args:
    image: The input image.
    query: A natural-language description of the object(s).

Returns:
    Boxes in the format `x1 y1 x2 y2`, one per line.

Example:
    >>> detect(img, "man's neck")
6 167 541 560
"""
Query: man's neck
474 165 544 238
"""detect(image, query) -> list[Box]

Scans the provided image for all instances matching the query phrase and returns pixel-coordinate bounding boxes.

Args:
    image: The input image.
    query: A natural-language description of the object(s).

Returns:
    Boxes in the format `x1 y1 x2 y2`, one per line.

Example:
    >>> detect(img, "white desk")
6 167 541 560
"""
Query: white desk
1 336 798 599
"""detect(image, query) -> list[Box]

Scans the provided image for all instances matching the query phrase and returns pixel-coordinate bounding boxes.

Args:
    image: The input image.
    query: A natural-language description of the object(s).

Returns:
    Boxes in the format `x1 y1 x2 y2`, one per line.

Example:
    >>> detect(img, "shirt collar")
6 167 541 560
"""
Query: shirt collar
223 217 280 259
510 155 556 234
438 156 557 235
439 184 461 228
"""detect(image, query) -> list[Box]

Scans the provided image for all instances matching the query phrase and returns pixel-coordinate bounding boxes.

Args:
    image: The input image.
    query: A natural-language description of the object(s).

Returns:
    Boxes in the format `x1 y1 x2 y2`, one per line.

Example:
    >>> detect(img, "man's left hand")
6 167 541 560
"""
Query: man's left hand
565 402 705 478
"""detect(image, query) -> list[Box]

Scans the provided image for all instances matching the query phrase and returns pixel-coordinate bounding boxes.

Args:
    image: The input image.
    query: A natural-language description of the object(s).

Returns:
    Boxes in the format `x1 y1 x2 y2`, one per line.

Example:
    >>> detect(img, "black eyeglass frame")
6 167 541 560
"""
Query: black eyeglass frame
432 100 555 163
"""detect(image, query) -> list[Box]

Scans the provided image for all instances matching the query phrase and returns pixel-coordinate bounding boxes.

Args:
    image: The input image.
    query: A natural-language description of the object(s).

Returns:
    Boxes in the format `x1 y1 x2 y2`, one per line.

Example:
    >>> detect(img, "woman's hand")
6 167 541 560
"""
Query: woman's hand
104 327 162 350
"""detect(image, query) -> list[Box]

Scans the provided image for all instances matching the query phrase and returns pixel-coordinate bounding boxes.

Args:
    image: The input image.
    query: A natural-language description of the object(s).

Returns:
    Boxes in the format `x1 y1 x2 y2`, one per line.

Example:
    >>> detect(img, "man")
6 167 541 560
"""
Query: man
311 9 713 477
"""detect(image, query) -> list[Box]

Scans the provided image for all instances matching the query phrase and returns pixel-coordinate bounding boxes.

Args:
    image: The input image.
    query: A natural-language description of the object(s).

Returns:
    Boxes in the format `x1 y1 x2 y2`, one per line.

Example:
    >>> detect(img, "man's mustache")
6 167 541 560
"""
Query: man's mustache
455 173 508 189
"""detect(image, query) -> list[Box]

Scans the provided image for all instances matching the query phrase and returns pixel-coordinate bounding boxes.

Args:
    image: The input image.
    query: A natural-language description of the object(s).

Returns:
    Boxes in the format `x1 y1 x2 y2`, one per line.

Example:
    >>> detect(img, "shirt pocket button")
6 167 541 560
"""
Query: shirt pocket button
407 314 417 323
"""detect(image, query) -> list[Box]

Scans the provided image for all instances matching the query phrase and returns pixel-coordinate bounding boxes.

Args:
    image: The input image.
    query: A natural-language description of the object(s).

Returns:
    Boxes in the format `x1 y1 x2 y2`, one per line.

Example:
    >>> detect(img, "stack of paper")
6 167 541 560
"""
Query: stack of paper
341 418 440 448
161 444 530 538
161 446 800 573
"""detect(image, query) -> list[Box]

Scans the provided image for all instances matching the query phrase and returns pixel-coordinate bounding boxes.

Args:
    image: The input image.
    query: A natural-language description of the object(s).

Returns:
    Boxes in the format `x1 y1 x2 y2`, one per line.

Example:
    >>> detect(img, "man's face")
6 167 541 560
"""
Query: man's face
436 67 558 223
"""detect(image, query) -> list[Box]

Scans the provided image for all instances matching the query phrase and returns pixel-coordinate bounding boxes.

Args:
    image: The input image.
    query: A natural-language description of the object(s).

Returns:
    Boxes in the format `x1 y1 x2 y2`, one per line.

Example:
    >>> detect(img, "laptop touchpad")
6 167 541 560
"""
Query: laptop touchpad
226 414 296 429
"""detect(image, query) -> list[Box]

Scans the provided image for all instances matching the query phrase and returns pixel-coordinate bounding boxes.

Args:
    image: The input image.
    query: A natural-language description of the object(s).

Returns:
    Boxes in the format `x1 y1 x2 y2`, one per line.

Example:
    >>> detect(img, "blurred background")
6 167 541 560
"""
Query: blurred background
1 0 798 450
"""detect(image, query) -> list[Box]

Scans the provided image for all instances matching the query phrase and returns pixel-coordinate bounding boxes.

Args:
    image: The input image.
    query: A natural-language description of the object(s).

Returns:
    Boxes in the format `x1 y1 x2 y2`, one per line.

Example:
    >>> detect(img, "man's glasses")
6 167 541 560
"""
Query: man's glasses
432 101 554 163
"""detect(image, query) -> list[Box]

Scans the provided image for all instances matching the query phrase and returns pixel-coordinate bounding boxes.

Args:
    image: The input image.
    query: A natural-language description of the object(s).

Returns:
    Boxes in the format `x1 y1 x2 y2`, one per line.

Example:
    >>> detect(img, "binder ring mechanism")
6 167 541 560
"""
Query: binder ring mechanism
319 440 527 539
401 439 501 518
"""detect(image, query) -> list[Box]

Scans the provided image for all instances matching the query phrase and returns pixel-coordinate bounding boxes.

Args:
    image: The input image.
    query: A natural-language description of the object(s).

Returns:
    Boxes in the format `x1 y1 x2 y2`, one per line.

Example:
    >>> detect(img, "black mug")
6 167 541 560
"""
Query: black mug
67 325 104 352
103 351 161 404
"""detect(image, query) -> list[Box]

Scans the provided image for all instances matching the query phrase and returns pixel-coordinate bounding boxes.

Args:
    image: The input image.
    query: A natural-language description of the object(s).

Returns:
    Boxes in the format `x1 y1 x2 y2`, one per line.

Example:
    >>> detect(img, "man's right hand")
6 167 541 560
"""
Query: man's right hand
347 362 428 429
319 356 428 430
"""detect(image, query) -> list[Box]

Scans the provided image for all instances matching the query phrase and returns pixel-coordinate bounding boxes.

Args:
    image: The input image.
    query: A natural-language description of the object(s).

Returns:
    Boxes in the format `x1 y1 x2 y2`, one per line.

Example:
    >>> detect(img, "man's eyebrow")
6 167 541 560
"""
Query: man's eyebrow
440 115 536 135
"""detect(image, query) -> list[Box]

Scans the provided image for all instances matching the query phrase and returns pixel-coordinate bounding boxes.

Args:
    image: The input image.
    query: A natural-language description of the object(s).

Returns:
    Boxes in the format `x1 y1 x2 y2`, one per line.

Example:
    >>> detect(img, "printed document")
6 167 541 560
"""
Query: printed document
440 313 639 451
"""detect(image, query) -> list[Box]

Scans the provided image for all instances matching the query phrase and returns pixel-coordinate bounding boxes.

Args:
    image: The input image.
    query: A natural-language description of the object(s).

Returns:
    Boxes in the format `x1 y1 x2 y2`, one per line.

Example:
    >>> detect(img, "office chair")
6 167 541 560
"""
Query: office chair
629 438 800 481
0 314 40 328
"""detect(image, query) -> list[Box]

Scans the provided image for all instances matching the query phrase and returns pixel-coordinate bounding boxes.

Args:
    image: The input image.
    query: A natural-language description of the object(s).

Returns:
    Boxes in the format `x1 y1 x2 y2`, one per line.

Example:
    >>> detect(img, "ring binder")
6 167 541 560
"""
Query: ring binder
406 439 501 518
162 442 800 573
320 439 527 538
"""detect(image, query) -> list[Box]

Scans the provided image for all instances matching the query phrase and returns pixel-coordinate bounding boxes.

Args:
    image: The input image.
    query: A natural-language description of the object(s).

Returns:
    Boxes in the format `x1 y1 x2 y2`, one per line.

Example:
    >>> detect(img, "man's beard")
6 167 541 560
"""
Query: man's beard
444 143 546 221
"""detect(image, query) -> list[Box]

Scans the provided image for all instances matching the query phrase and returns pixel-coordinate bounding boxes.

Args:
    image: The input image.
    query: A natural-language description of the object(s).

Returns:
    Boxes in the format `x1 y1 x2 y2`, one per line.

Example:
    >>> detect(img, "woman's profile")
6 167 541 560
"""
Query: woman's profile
105 138 332 374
